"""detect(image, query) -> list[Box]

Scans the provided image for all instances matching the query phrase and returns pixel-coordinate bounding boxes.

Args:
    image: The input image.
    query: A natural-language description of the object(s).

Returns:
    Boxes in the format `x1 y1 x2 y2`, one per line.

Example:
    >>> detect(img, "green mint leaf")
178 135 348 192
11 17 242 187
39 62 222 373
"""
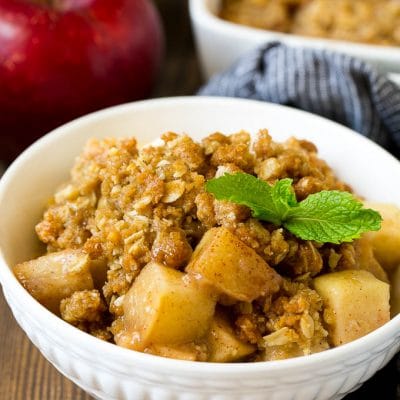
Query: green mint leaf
284 191 382 244
205 172 382 244
270 177 298 215
205 173 296 225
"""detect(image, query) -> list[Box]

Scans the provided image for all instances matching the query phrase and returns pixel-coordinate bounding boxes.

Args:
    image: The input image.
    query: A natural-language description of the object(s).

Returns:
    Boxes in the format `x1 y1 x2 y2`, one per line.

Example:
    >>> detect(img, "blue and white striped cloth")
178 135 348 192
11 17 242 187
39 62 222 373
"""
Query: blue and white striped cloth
199 42 400 157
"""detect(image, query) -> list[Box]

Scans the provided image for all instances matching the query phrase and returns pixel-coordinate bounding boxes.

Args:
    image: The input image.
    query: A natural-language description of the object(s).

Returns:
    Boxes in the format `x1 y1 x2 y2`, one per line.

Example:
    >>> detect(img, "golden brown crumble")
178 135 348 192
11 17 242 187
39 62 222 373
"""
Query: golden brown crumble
27 129 372 361
220 0 400 46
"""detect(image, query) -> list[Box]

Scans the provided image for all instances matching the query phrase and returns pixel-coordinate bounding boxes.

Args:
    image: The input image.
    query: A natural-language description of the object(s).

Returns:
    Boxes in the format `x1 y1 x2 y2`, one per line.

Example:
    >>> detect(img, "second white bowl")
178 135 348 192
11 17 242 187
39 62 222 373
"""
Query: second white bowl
190 0 400 84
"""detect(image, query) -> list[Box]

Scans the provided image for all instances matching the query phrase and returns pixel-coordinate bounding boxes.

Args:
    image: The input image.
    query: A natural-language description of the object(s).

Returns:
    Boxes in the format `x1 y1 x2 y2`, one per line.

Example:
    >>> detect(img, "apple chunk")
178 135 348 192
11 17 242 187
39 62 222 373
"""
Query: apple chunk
121 262 216 350
186 227 281 302
390 265 400 317
363 203 400 271
353 236 388 283
313 270 390 346
14 249 94 315
144 343 205 361
207 313 256 362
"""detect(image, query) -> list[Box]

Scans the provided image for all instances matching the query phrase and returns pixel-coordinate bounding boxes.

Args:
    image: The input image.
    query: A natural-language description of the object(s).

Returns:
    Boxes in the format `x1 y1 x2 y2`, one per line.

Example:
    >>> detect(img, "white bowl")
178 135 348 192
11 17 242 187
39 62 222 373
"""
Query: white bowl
189 0 400 82
0 96 399 400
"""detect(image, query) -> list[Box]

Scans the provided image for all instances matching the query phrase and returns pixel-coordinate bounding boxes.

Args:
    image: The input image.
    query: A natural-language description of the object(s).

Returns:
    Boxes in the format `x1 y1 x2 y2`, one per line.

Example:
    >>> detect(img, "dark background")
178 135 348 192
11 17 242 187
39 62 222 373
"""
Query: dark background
0 1 398 399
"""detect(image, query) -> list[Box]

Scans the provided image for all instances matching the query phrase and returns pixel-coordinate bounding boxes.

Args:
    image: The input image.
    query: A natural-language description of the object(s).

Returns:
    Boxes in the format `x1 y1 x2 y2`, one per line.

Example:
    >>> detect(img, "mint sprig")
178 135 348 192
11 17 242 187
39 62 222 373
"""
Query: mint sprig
205 173 382 244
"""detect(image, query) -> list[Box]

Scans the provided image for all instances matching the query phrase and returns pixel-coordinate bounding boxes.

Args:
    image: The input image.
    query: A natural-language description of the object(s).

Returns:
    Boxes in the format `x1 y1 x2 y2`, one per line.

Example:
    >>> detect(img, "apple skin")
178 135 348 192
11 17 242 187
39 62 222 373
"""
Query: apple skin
0 0 164 162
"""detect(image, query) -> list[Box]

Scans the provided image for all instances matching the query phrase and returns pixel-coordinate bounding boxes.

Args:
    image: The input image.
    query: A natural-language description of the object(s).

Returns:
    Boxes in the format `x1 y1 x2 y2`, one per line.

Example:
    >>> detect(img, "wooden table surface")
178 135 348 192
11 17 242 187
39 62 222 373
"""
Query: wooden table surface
0 1 398 399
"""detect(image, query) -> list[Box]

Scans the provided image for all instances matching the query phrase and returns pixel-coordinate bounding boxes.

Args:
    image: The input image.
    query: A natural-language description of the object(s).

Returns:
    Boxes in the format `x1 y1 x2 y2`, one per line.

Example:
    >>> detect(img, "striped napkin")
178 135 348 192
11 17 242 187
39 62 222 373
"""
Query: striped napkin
199 42 400 158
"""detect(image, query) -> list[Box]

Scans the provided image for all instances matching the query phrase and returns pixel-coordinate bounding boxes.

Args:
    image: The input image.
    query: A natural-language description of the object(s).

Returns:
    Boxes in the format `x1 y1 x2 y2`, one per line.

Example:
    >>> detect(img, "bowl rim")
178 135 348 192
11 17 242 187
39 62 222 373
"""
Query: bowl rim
0 95 399 376
189 0 400 54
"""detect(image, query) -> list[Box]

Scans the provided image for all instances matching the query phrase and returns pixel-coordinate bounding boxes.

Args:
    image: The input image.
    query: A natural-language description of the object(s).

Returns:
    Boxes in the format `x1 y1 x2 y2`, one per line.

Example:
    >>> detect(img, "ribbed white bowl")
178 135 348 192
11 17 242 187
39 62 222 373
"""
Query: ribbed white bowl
0 97 399 400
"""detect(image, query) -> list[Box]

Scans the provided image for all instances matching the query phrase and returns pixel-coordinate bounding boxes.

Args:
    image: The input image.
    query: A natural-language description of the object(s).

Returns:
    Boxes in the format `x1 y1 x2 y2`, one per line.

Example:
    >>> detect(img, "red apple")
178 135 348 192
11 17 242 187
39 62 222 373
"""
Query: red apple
0 0 163 162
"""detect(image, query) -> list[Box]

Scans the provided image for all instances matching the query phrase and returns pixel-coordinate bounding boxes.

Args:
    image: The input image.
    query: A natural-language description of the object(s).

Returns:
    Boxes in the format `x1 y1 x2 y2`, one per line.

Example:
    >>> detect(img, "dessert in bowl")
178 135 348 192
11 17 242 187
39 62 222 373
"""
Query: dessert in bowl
0 97 399 400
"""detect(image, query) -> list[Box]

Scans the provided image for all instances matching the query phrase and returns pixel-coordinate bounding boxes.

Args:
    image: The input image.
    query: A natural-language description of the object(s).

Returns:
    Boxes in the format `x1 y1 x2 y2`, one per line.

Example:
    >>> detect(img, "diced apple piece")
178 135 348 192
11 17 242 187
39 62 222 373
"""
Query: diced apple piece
313 270 390 346
89 258 108 289
145 343 205 361
353 236 388 283
390 265 400 317
14 249 94 315
120 262 216 350
207 313 255 362
186 227 281 302
363 202 400 271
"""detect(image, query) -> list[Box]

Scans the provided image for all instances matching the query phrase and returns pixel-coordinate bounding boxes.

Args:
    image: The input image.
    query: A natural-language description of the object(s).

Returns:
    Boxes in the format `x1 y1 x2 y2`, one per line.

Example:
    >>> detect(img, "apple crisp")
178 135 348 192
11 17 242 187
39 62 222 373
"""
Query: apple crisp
220 0 400 46
14 130 393 362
